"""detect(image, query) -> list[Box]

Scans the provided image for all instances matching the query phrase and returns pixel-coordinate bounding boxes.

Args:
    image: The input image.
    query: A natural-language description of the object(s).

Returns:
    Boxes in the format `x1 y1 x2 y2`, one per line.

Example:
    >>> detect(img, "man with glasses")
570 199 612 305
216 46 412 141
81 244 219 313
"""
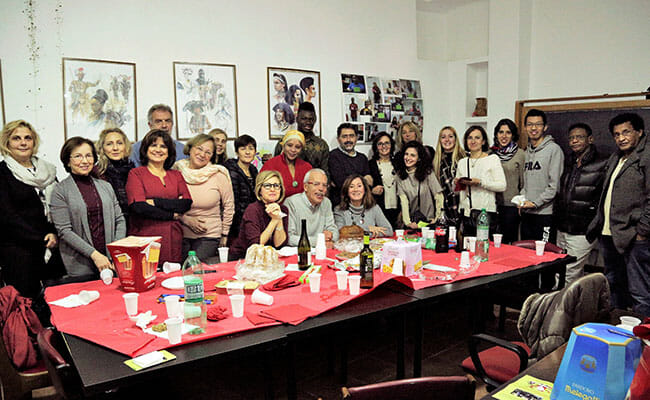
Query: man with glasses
130 104 187 166
518 108 564 243
273 102 329 175
587 113 650 316
555 123 607 285
328 123 373 207
285 169 339 246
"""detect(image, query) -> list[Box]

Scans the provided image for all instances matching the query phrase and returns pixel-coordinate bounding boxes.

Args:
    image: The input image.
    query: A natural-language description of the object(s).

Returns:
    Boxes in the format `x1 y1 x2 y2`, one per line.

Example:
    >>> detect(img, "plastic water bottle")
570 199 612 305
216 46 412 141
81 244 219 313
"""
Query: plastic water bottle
475 208 489 262
182 251 207 331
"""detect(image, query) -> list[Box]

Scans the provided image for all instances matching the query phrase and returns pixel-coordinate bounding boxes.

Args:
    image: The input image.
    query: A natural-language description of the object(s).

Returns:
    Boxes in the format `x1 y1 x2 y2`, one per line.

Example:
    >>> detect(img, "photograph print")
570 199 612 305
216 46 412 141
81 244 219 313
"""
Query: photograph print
341 73 366 94
62 57 137 141
268 67 321 139
400 79 421 99
364 122 389 143
366 76 382 105
342 93 367 123
373 104 391 123
174 62 239 140
381 78 401 96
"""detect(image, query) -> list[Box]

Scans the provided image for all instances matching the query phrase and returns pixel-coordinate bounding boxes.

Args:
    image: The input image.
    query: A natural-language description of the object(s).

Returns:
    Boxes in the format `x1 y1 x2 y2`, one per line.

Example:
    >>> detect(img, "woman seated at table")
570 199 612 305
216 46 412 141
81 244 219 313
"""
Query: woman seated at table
50 137 126 279
455 125 506 234
224 134 258 244
395 141 444 229
260 130 312 199
173 134 234 261
208 128 228 165
0 120 61 298
334 174 393 238
94 128 135 222
126 130 192 265
229 170 289 260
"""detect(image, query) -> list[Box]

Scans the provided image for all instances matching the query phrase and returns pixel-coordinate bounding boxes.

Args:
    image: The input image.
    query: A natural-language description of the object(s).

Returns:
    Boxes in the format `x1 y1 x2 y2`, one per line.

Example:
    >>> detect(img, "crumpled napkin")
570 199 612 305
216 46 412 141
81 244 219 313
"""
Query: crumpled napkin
49 290 100 308
511 195 526 207
207 305 228 321
133 311 157 329
262 274 301 291
633 318 650 339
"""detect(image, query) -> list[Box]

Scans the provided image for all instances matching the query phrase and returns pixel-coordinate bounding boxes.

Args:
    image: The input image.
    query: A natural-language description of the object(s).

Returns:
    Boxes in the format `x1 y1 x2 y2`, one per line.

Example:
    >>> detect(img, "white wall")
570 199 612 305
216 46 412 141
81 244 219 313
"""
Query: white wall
446 0 489 61
0 0 448 174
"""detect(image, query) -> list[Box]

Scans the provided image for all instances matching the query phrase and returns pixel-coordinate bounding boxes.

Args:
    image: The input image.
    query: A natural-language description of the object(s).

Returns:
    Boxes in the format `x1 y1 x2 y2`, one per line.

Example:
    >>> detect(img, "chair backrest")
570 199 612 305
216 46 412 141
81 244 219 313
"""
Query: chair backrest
0 328 49 400
36 327 83 400
511 240 566 254
517 273 611 359
341 376 475 400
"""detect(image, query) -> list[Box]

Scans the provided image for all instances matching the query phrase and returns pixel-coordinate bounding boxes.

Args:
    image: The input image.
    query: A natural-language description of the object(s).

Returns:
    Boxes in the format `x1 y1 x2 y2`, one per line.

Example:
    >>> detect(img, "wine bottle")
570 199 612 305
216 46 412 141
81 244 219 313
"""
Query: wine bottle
360 233 374 289
298 219 311 271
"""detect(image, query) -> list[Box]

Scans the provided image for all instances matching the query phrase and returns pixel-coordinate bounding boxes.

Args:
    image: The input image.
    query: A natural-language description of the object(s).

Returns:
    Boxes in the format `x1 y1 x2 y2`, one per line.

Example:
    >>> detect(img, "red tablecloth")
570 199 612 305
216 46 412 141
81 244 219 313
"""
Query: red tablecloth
45 244 565 357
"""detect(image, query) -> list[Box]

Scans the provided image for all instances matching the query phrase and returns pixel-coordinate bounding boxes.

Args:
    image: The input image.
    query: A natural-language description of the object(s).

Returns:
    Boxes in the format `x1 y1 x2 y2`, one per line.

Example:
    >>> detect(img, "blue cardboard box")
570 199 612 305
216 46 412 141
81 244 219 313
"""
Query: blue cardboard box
551 323 642 400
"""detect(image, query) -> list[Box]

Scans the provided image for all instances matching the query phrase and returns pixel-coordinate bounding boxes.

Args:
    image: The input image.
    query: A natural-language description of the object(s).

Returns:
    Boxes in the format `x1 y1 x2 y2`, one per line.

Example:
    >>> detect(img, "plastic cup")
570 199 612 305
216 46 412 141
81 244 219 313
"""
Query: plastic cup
348 275 361 295
218 247 229 263
395 229 404 238
162 262 181 274
335 270 349 290
100 268 113 285
460 251 471 268
165 317 182 345
420 227 429 237
535 240 545 256
229 294 245 318
467 237 476 252
309 273 321 293
78 290 99 305
620 316 641 327
251 289 273 306
123 293 139 316
493 234 503 248
164 295 181 318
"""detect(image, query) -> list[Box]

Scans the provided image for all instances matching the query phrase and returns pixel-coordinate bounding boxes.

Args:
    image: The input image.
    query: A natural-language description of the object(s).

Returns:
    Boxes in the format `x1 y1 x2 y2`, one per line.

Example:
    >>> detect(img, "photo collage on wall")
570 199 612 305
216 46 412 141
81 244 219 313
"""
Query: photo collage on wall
341 73 423 143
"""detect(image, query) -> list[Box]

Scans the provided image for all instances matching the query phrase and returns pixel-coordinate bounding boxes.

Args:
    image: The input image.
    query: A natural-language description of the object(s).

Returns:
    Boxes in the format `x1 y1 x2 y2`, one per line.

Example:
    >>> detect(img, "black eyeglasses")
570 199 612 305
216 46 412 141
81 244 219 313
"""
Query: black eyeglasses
262 183 282 190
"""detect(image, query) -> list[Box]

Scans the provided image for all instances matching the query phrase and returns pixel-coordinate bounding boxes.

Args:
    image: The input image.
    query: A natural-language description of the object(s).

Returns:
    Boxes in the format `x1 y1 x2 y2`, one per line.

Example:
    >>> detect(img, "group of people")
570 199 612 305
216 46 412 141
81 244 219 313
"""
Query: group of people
0 101 648 317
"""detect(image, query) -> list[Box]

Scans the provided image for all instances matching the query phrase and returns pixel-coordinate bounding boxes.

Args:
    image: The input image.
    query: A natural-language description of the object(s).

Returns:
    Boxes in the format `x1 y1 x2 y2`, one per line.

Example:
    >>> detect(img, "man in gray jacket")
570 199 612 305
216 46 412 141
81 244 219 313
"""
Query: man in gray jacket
587 113 650 316
519 109 564 243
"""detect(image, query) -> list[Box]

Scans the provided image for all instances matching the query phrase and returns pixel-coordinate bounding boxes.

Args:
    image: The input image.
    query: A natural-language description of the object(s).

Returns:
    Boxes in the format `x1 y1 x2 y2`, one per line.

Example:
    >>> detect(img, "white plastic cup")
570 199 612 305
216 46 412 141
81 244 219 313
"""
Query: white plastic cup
229 294 245 318
535 240 545 256
348 275 361 295
620 316 641 328
165 317 182 345
162 262 181 274
218 247 229 263
78 290 99 305
164 295 181 318
123 293 139 316
395 229 405 239
309 273 321 293
420 226 429 237
315 233 327 260
100 268 113 285
467 237 477 252
251 289 274 306
460 251 471 268
493 234 503 248
335 270 349 291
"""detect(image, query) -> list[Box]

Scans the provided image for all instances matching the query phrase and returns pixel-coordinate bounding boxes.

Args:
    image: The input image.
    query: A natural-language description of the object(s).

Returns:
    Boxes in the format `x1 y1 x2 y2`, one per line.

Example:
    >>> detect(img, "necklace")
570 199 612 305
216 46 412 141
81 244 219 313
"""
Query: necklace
349 208 365 225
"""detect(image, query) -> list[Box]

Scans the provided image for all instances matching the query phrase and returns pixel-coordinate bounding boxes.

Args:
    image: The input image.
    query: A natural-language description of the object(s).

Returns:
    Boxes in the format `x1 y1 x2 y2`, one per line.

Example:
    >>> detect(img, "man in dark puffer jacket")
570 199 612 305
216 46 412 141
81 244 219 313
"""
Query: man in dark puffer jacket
555 123 607 285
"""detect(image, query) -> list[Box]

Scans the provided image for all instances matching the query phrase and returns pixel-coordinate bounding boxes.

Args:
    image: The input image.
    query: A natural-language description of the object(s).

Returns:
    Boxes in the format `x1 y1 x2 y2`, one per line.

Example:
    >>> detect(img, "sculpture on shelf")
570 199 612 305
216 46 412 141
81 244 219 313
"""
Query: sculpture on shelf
473 97 487 117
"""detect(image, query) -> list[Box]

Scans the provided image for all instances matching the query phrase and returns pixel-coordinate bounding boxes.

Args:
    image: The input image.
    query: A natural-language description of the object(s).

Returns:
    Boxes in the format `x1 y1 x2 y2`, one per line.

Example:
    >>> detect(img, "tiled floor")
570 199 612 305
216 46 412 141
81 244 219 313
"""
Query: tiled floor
133 301 523 399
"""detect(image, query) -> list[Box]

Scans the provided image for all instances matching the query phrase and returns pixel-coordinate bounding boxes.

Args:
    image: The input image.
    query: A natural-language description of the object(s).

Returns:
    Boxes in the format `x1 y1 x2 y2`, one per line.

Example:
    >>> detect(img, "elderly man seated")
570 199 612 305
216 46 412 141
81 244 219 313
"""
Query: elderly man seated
285 168 339 246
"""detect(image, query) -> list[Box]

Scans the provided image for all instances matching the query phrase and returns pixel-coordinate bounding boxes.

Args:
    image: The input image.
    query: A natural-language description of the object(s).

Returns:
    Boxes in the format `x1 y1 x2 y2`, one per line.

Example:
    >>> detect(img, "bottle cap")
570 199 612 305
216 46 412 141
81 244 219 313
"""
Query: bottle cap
188 251 196 256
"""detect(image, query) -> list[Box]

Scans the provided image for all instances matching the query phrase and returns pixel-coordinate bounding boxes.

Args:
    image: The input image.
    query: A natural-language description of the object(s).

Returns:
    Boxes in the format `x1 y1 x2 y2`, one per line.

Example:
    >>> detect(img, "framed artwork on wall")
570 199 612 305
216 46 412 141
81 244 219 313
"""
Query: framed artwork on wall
62 57 137 141
267 67 321 140
0 60 5 126
173 62 239 140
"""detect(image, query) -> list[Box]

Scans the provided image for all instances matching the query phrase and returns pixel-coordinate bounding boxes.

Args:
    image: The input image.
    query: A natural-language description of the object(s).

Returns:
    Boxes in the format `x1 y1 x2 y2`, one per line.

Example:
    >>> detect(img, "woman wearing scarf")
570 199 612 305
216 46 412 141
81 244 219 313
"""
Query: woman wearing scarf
173 134 234 261
491 119 525 244
0 120 60 298
95 128 135 223
261 130 312 199
432 126 465 224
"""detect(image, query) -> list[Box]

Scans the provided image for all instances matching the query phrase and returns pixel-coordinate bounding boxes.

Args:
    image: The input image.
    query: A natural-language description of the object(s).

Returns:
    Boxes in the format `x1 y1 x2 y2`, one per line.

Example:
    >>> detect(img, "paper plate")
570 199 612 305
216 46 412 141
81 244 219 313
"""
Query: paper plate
277 247 297 257
161 276 184 290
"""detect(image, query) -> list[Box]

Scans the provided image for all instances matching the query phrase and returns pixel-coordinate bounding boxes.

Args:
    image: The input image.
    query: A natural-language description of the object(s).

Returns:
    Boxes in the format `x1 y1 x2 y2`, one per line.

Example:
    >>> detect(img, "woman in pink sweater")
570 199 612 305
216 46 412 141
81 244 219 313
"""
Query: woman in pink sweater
173 134 234 262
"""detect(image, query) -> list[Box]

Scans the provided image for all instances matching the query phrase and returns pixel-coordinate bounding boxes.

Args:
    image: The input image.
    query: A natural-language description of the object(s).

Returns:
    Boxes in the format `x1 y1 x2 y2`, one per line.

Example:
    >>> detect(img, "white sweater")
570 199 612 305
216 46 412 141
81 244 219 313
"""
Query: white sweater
455 154 506 216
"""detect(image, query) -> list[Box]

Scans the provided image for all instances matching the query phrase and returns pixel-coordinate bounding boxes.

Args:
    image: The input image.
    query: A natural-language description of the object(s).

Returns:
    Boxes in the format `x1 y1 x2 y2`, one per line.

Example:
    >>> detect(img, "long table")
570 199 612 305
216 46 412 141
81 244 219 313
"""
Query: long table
51 246 572 399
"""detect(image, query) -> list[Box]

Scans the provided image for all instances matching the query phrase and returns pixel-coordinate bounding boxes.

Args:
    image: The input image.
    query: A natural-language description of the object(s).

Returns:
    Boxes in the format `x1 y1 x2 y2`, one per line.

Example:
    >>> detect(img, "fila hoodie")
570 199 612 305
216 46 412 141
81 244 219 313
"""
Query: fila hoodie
520 135 564 215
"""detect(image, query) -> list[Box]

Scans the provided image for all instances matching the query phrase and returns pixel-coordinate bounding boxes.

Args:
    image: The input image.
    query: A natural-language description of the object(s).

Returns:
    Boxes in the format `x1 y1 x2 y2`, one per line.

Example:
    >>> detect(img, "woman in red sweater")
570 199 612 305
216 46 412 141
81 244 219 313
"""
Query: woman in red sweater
261 130 312 200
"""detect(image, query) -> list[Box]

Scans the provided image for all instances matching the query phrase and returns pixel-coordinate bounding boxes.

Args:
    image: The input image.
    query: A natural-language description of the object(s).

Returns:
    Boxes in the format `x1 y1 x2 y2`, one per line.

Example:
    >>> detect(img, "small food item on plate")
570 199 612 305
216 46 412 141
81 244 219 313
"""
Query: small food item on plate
339 225 364 240
215 280 259 294
336 251 359 260
151 323 167 332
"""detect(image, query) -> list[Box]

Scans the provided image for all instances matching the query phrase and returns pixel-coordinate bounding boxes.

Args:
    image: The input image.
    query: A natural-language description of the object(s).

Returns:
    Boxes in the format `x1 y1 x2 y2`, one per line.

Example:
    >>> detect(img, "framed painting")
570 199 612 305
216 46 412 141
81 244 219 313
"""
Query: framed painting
267 67 321 139
0 60 5 126
62 57 137 141
173 62 239 140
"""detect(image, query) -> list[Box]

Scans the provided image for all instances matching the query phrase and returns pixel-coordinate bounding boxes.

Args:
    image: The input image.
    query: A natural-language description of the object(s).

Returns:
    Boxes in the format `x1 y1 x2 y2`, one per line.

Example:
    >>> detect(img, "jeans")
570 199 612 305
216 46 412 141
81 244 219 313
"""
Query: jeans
556 231 596 286
497 205 520 244
600 236 632 310
628 238 650 316
182 237 220 263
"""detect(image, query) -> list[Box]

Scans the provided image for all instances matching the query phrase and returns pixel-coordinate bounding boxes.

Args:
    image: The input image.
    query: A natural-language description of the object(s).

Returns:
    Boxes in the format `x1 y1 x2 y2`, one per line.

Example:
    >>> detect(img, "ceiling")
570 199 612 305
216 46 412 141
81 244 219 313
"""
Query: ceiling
416 0 482 13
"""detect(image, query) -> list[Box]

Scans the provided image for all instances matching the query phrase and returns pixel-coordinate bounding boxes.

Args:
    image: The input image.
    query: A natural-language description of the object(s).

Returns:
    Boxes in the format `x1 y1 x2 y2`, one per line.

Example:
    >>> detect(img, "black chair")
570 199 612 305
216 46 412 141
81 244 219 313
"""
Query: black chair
36 327 84 400
341 376 475 400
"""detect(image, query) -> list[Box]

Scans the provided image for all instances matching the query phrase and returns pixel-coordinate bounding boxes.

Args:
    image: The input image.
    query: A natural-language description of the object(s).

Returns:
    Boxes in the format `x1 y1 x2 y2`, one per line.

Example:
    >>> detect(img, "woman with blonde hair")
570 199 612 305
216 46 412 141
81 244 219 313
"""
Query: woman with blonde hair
229 170 289 260
208 128 228 165
0 120 62 297
95 128 134 220
432 126 465 222
173 134 234 261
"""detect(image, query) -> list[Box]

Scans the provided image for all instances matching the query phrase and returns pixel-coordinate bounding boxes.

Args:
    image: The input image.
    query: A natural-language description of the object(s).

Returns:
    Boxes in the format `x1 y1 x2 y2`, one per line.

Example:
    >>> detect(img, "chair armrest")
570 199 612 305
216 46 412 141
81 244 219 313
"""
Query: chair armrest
468 333 529 389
